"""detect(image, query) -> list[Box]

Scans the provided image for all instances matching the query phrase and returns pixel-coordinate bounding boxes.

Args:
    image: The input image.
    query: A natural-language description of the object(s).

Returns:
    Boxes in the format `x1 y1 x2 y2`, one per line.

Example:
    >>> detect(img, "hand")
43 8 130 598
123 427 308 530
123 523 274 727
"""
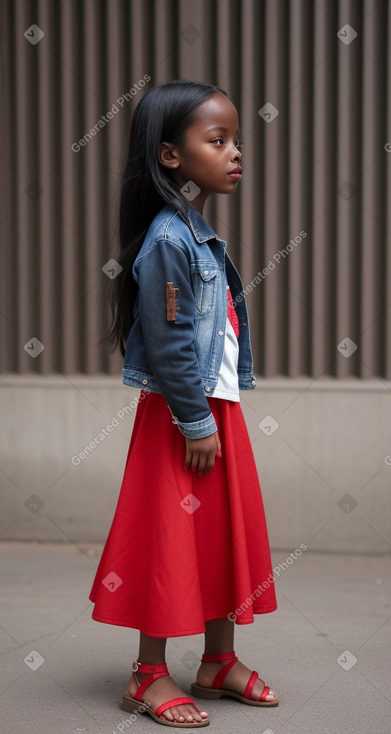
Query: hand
184 431 221 476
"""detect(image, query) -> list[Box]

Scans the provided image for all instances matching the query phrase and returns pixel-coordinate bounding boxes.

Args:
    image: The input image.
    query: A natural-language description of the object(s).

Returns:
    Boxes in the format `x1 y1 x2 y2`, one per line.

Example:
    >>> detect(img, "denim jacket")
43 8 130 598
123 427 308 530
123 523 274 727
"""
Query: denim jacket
122 203 257 439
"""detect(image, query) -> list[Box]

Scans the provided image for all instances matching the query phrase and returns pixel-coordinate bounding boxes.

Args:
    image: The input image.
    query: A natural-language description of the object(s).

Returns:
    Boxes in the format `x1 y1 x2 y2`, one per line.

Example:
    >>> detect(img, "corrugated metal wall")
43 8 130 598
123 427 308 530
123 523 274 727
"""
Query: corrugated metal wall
1 0 390 379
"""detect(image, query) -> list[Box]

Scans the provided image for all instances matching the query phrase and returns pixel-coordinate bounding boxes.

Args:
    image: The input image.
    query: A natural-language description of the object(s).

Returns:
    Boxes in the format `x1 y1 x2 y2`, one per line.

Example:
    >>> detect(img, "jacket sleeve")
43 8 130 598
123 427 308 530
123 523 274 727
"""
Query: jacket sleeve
134 238 218 440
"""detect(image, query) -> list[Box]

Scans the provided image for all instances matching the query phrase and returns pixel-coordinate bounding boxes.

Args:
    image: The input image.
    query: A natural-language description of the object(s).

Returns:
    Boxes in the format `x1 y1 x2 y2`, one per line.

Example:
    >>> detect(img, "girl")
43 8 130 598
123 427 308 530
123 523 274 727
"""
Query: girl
89 80 278 728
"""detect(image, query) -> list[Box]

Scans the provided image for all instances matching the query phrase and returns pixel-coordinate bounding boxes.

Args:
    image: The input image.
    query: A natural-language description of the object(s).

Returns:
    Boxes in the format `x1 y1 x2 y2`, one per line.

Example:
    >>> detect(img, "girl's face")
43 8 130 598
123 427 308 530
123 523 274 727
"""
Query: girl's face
160 92 242 214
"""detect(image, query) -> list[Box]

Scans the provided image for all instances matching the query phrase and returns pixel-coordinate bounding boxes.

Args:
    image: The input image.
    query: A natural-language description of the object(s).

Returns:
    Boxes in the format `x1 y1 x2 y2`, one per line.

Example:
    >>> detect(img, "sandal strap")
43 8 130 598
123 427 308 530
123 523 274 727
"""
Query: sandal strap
244 670 271 702
244 670 259 699
201 650 236 663
200 653 273 703
132 661 169 701
154 696 196 718
201 651 238 689
259 684 271 702
212 656 238 689
136 662 169 674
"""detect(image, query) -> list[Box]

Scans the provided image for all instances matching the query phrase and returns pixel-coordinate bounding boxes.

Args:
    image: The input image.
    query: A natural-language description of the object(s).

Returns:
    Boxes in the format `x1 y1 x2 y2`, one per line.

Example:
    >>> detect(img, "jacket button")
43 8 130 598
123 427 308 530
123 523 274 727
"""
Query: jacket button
251 379 256 386
218 330 224 336
205 386 211 392
204 270 209 275
142 379 148 385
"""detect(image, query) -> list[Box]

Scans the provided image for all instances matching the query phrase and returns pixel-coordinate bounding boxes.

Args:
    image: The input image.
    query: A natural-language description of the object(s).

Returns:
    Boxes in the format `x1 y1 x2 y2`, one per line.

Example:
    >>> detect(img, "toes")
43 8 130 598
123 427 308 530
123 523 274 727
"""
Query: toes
177 704 202 722
162 710 175 722
193 705 207 721
181 707 196 722
265 689 278 701
255 678 278 702
165 707 183 722
165 705 198 723
191 706 204 722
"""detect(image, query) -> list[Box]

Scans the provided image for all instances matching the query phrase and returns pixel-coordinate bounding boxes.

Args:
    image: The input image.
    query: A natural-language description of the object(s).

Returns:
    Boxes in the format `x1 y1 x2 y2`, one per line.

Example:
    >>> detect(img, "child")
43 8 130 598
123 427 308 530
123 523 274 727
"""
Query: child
89 79 278 728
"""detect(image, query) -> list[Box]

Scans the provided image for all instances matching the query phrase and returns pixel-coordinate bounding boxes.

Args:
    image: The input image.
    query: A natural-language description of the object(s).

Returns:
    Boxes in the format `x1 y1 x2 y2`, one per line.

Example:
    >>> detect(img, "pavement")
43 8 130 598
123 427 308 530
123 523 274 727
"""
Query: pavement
1 542 390 734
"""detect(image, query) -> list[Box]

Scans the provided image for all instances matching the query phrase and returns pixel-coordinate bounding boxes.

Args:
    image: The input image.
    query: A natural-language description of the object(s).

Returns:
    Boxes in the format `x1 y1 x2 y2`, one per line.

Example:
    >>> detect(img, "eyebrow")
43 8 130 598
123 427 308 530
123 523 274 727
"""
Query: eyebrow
206 126 240 135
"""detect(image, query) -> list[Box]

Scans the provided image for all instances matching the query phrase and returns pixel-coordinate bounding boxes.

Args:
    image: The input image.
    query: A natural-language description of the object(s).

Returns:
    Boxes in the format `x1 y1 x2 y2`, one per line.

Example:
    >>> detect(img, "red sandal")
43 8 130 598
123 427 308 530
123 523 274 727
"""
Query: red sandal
190 651 279 707
122 661 210 727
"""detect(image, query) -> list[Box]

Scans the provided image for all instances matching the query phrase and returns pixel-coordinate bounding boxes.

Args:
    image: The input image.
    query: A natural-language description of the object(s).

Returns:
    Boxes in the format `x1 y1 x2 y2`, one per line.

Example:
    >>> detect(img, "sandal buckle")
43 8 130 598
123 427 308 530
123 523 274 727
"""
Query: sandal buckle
131 660 140 672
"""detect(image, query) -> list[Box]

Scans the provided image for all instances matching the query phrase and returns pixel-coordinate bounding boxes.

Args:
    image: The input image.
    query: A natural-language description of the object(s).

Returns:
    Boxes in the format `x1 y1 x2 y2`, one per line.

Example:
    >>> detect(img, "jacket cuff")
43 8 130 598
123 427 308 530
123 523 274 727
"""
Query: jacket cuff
172 411 217 440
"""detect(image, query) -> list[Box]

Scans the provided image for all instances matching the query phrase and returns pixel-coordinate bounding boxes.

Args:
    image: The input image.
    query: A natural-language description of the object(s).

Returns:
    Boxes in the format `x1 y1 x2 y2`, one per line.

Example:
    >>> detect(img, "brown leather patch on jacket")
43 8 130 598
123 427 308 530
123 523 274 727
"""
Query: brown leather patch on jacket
166 282 179 321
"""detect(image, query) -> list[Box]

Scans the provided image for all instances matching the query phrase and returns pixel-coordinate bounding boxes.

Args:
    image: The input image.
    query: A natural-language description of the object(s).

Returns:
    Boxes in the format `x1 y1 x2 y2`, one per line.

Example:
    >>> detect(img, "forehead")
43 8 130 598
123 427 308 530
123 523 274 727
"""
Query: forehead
192 92 239 132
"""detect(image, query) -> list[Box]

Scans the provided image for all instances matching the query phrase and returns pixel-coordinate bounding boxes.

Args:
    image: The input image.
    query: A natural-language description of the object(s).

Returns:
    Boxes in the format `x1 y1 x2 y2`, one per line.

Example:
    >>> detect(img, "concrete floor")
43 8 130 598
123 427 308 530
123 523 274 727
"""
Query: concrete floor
1 543 390 734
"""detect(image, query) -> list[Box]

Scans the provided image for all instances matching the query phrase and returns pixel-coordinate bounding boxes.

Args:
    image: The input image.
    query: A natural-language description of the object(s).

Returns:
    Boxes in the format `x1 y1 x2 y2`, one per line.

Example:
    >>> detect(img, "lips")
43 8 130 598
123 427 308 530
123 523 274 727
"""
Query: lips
228 167 243 181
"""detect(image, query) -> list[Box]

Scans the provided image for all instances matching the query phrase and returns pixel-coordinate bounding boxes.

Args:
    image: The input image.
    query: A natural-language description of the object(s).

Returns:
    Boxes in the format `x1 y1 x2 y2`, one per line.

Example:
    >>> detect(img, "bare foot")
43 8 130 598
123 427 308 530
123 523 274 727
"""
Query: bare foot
128 669 209 724
196 658 278 703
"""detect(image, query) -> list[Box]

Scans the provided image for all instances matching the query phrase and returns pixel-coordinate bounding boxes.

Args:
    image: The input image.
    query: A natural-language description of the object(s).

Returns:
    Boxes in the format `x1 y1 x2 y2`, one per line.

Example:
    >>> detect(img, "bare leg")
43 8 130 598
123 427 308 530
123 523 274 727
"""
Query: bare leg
127 632 209 723
204 617 234 654
196 617 278 703
138 631 167 662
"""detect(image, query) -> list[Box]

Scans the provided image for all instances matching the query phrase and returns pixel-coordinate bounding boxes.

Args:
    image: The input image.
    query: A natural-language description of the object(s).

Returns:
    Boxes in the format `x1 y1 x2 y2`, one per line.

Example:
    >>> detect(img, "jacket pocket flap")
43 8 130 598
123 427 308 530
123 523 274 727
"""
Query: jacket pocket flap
192 264 219 281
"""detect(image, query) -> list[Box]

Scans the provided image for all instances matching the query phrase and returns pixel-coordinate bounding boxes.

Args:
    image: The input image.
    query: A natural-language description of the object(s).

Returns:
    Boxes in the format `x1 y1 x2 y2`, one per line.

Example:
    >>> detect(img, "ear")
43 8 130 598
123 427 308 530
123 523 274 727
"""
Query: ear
159 141 180 169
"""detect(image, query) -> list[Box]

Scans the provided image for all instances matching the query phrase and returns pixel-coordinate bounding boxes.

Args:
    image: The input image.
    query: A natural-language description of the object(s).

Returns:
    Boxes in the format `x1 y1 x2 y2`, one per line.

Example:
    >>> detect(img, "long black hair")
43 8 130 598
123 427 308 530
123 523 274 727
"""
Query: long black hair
102 79 227 357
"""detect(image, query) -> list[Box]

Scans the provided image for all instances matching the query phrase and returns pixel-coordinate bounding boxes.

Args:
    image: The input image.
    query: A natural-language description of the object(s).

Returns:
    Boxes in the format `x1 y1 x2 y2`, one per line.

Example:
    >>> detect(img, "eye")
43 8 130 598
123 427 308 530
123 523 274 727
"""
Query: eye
210 137 244 151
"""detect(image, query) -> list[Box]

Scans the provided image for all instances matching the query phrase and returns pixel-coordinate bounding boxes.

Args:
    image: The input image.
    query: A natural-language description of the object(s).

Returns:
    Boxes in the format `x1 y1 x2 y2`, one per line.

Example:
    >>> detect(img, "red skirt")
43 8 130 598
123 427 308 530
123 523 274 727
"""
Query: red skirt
89 391 277 637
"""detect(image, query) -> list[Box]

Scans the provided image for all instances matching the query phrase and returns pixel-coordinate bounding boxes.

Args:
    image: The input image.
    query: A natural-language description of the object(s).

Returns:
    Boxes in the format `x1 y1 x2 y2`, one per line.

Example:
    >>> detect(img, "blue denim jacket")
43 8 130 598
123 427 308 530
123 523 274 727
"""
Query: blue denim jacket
122 203 257 439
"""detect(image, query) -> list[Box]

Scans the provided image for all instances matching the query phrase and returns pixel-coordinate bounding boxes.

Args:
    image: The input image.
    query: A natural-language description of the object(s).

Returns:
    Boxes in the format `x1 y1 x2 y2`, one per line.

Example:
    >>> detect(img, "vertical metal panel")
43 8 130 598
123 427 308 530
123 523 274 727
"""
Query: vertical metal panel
61 0 84 374
16 0 39 372
0 0 390 378
387 1 391 379
360 0 387 378
287 0 312 377
262 0 289 376
312 1 337 379
37 0 55 375
335 0 361 378
0 0 15 369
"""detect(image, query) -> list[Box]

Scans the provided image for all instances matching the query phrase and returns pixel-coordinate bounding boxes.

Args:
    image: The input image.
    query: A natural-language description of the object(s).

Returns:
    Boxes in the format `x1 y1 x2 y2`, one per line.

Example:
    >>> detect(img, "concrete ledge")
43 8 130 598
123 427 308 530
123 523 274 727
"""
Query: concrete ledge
1 374 390 552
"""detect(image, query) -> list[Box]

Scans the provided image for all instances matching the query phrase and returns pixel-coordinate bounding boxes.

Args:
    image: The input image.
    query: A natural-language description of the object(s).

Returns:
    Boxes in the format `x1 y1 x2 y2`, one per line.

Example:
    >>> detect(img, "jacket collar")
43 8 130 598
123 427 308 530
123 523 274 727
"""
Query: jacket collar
186 204 222 243
166 203 224 245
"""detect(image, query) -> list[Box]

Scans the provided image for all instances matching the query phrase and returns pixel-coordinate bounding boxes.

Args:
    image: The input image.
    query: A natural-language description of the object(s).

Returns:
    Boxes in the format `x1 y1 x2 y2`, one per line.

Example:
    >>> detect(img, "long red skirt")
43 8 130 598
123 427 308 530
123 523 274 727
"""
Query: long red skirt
89 391 277 637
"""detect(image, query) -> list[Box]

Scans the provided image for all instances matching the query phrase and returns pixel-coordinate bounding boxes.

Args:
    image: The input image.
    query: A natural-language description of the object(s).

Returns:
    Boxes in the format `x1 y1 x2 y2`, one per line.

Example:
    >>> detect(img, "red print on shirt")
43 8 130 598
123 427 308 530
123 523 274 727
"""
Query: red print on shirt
227 287 240 338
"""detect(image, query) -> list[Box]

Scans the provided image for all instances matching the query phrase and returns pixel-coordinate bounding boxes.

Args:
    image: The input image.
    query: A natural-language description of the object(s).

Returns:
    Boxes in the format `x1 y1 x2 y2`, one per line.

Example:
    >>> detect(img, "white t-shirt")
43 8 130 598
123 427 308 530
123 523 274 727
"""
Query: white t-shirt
212 316 240 402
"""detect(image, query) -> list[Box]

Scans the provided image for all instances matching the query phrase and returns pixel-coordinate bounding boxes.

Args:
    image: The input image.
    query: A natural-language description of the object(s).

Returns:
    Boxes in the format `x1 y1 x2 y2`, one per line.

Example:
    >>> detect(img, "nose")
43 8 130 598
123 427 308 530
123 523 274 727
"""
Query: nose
230 142 242 162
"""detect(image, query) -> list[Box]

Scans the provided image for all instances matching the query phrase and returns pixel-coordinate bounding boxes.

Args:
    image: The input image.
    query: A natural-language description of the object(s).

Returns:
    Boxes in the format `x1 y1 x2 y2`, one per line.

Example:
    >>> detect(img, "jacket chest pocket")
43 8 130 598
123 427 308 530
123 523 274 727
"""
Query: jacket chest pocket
191 265 219 315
